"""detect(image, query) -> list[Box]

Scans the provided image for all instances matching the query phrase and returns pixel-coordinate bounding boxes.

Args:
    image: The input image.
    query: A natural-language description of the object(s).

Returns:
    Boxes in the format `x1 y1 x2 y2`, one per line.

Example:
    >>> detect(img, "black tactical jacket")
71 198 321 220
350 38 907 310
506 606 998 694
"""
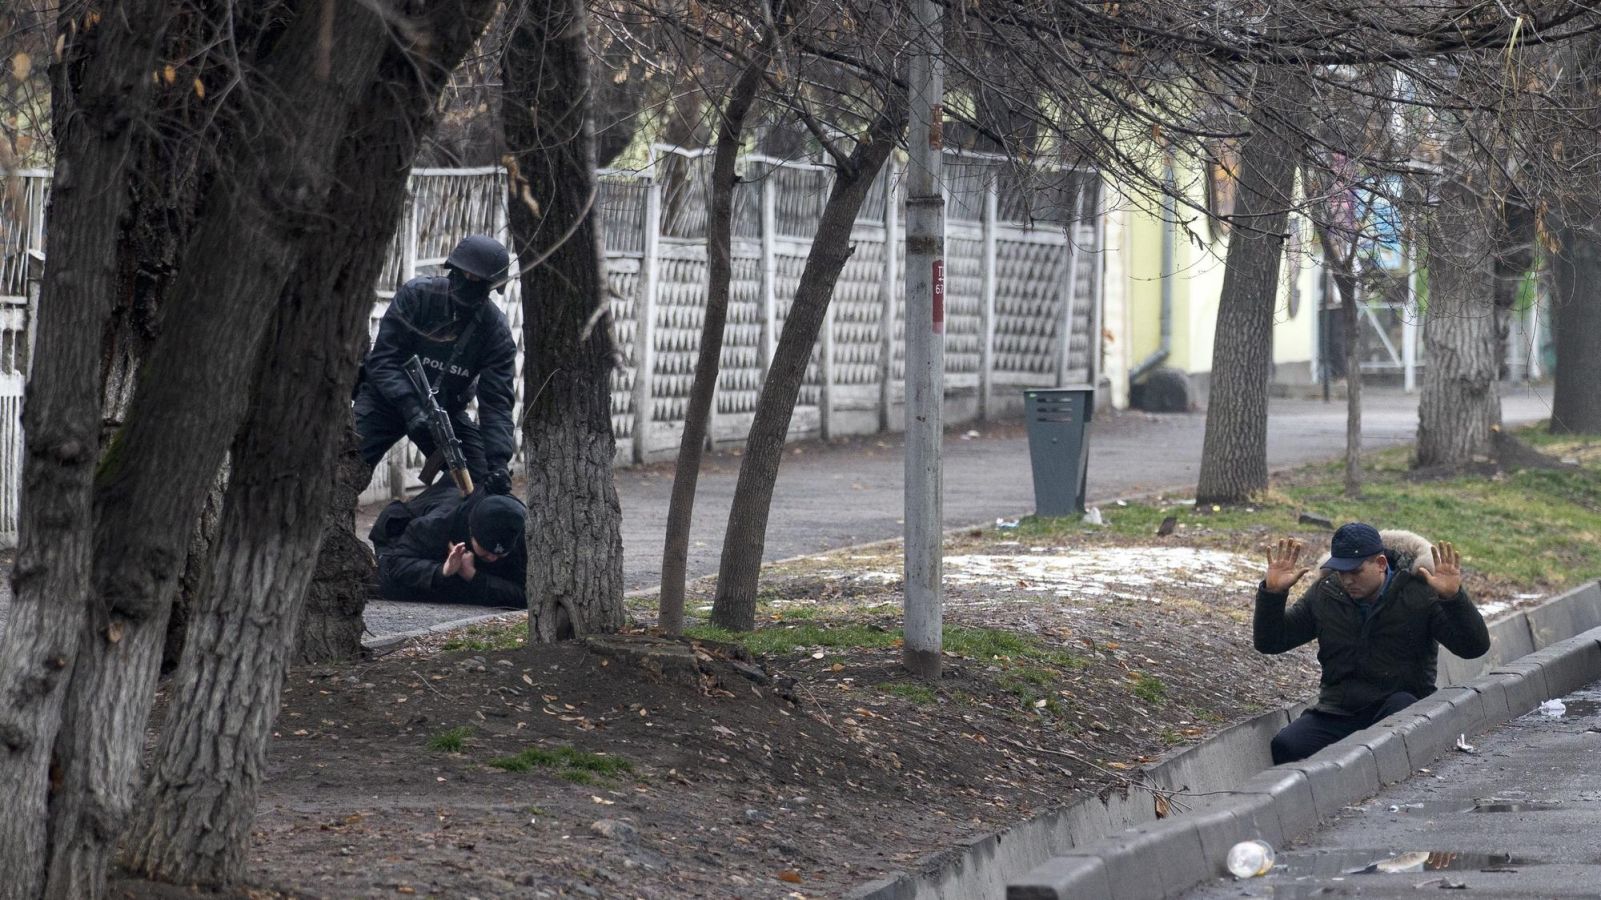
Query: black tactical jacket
364 275 518 471
1253 552 1491 716
376 490 527 608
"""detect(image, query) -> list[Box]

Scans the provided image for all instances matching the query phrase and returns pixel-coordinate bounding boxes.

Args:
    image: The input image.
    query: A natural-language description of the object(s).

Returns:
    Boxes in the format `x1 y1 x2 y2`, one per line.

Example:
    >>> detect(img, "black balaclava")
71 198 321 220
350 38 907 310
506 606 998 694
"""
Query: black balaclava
448 267 492 312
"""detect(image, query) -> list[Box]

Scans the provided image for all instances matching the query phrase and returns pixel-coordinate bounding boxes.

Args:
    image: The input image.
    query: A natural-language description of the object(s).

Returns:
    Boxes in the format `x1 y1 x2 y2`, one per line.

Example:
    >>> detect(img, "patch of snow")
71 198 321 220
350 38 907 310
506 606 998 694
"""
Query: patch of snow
1476 601 1511 619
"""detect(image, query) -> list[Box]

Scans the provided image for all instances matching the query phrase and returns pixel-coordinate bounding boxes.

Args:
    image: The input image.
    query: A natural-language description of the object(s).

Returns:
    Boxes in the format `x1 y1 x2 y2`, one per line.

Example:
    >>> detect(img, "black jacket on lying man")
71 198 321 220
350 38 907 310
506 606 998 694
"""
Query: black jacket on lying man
375 487 527 608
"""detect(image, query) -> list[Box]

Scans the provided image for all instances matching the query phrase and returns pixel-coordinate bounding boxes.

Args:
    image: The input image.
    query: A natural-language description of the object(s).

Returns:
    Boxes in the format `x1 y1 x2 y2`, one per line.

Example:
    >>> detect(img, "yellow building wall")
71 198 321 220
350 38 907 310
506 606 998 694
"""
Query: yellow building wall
1113 158 1319 395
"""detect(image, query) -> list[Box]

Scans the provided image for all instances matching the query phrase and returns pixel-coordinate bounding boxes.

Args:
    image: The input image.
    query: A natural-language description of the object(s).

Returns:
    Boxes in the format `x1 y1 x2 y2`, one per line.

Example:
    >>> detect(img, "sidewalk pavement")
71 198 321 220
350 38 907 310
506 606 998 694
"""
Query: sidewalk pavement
1182 676 1601 898
0 383 1558 640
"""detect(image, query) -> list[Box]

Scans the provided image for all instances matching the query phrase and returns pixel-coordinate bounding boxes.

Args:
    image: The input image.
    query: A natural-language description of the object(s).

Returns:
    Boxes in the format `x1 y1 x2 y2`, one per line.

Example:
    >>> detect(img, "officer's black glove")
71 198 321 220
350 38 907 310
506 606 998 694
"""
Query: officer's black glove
404 410 432 448
483 468 513 496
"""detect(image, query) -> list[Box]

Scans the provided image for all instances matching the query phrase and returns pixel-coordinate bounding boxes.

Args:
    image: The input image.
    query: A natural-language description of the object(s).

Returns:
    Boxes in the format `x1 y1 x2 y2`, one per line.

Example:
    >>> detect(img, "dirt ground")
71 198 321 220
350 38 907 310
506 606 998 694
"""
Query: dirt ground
114 522 1544 900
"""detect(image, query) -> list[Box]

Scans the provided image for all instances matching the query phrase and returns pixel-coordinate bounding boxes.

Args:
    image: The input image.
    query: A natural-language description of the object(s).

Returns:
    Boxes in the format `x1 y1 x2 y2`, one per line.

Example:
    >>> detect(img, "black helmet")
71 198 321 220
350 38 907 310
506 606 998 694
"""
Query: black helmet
445 235 510 285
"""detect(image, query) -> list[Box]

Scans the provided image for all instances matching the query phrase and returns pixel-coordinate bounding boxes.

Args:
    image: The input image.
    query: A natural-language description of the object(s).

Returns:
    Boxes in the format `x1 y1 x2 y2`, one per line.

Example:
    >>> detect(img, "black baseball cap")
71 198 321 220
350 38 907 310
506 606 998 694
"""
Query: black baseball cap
1325 522 1384 571
469 495 525 557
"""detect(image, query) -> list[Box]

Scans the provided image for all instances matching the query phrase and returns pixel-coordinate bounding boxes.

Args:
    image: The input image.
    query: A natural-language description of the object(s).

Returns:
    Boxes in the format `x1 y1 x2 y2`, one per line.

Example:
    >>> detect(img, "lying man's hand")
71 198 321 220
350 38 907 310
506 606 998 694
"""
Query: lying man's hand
1265 537 1312 593
442 541 470 578
1419 540 1464 598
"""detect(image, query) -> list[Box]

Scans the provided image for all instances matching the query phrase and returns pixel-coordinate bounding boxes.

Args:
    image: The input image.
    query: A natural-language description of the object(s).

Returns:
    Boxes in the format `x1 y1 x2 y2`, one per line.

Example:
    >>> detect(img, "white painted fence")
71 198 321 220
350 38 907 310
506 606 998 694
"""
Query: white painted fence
1 169 47 547
0 150 1102 542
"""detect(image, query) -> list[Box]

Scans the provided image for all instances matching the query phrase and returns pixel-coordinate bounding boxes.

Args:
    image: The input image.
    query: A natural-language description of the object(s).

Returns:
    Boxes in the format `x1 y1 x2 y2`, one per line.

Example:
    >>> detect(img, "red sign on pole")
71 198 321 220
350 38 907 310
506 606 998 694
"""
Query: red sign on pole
932 259 945 334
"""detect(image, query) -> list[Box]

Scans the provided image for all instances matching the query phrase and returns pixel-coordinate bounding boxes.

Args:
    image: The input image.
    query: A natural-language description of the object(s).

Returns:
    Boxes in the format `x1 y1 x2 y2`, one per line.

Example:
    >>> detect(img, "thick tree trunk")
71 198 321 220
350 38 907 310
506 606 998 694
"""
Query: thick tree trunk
1417 180 1500 468
38 8 387 896
504 0 626 641
1195 74 1306 505
710 99 905 632
1551 219 1601 434
0 6 171 896
165 469 227 673
660 50 772 635
121 3 498 884
296 428 375 664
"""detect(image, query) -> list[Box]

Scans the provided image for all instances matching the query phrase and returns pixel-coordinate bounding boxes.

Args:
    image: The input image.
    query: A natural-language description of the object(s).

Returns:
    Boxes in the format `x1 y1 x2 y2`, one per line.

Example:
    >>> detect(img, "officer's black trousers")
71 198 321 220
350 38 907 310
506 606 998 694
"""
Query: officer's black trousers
353 384 488 484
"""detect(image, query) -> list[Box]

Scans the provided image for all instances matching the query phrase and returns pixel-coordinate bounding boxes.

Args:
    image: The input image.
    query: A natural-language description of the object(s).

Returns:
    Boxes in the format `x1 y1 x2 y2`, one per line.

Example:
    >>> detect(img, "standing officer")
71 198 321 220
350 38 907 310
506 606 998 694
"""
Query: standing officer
355 234 518 495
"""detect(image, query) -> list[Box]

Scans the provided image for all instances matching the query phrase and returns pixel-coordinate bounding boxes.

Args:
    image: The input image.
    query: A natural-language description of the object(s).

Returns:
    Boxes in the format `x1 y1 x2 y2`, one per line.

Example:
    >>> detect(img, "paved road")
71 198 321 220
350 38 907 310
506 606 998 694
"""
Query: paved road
1183 678 1601 898
0 384 1558 639
607 384 1555 590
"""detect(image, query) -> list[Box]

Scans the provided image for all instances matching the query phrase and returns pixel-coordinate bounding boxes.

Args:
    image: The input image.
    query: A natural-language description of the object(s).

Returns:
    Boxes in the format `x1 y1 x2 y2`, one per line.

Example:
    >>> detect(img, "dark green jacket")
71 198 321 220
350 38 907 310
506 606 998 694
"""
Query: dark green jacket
1254 562 1491 716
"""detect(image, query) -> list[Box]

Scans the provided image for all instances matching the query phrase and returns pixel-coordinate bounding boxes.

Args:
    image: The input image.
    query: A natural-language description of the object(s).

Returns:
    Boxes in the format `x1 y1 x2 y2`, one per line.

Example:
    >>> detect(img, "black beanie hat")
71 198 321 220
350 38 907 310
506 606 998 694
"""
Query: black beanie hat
469 495 525 557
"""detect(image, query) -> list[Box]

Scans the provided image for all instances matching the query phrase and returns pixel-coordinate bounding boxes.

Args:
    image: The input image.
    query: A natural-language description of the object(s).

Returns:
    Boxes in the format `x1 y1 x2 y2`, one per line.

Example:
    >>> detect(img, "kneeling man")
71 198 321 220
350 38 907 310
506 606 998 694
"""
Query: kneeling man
1255 523 1490 764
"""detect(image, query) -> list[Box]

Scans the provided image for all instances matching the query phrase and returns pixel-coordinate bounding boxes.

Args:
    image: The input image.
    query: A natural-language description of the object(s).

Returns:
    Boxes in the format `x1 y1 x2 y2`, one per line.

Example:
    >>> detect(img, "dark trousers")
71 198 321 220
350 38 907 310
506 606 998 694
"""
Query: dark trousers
1270 691 1420 765
353 384 488 483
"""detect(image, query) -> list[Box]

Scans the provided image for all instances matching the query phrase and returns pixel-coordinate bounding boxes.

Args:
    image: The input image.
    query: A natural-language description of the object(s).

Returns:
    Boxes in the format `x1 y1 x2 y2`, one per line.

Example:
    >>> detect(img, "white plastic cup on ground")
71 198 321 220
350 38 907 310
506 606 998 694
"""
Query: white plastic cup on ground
1226 839 1275 878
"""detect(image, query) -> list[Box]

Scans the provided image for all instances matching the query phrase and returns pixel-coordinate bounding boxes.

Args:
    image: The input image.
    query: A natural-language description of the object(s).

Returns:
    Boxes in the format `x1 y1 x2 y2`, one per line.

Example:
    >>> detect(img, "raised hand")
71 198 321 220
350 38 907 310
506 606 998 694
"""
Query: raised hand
459 547 479 582
1419 540 1463 598
442 541 470 578
1265 537 1312 593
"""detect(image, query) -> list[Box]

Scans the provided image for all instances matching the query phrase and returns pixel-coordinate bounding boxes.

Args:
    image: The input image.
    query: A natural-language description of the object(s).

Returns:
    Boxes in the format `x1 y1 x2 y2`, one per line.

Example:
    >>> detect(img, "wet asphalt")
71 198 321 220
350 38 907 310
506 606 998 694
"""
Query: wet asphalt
1182 679 1601 898
0 384 1558 641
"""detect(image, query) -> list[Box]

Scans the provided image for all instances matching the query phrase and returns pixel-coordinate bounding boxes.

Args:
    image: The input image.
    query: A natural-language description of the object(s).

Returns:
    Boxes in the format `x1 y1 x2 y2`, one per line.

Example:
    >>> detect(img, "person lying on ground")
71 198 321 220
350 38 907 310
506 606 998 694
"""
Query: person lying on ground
1253 522 1491 765
375 486 527 608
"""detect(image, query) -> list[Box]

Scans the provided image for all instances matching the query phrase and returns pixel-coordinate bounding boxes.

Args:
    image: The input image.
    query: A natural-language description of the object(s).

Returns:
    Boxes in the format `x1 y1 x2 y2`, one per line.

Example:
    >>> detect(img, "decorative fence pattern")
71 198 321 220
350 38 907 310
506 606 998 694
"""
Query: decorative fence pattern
0 170 47 547
0 150 1102 539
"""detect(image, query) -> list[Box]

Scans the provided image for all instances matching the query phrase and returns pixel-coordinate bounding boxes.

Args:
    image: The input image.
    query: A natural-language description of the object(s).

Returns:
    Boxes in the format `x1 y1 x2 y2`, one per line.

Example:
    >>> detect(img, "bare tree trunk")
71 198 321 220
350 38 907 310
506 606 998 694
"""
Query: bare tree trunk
1311 211 1366 497
120 5 497 884
660 45 773 636
1343 279 1363 496
1195 74 1306 506
710 98 906 632
37 8 388 895
0 5 172 895
1551 217 1601 434
504 0 625 642
1417 179 1500 468
296 427 375 664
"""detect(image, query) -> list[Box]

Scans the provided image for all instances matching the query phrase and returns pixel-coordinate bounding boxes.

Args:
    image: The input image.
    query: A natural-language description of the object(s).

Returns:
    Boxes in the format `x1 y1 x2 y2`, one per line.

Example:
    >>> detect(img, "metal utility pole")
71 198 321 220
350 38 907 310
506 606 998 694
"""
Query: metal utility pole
903 0 944 681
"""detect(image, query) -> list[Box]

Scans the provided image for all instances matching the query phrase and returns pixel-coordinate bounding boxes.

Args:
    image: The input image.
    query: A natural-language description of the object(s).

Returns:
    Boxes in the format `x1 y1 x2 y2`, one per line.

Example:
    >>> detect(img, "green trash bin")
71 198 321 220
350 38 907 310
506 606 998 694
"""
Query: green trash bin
1024 386 1094 517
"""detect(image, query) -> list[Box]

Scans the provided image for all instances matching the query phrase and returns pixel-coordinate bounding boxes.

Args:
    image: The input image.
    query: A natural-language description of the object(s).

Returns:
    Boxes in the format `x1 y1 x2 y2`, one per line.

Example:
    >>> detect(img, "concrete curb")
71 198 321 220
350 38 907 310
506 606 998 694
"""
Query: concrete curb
846 579 1601 900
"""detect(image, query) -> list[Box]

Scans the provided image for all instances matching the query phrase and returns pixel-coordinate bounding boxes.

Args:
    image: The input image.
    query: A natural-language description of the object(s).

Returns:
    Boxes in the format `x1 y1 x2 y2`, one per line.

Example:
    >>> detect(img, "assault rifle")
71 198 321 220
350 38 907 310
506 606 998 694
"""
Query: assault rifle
402 355 474 496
